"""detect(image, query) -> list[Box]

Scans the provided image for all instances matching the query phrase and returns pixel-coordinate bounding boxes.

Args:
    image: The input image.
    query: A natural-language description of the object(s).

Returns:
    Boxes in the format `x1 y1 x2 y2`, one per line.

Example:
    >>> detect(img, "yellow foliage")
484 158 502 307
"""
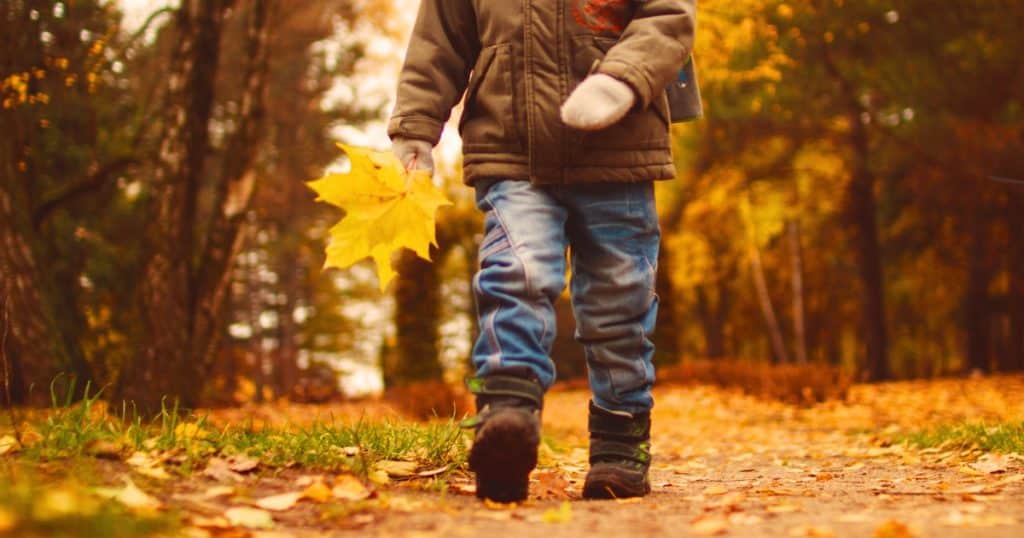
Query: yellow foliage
307 144 452 291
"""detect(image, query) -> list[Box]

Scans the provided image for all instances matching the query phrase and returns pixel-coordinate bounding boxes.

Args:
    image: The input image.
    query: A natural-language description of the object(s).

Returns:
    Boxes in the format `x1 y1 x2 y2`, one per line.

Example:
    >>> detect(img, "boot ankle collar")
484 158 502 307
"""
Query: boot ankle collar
466 374 544 409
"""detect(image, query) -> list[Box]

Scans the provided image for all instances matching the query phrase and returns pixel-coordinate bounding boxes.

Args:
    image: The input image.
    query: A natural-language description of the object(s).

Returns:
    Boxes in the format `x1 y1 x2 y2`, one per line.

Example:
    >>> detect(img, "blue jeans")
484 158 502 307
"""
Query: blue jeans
471 179 660 414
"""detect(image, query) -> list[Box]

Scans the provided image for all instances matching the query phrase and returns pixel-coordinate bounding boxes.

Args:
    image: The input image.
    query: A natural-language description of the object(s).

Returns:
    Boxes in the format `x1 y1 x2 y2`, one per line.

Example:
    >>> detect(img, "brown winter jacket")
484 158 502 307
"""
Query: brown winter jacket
387 0 698 185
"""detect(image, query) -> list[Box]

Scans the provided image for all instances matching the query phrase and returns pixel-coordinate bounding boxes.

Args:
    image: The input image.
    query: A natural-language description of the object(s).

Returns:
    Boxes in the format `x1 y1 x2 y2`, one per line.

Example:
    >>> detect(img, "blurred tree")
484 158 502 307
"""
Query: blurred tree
0 0 128 404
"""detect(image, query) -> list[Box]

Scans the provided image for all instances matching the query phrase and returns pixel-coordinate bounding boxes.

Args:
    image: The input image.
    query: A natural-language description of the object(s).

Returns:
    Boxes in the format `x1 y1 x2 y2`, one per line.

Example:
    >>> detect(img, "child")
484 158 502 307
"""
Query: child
388 0 698 502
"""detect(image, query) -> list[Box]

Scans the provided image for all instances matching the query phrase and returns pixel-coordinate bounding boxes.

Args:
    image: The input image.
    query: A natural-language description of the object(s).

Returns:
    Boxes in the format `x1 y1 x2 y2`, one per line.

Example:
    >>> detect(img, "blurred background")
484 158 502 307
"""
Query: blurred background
1 0 1021 415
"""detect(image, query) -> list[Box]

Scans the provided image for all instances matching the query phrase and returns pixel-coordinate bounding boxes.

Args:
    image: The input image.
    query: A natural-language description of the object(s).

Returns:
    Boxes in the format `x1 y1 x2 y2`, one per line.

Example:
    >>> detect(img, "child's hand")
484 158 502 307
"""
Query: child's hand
391 137 435 173
560 74 636 130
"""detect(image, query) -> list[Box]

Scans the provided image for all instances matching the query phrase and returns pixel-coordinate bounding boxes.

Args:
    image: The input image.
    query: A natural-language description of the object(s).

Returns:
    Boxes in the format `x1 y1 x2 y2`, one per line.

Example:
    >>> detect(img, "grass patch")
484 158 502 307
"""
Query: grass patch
210 418 468 472
894 421 1024 453
3 383 468 474
0 387 469 536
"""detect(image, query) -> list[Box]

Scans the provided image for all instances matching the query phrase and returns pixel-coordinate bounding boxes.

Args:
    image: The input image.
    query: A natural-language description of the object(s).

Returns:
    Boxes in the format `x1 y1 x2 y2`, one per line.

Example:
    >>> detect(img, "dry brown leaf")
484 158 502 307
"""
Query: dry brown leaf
254 492 302 511
227 454 261 473
417 465 449 478
332 475 371 501
533 471 571 500
367 469 390 486
225 507 275 529
188 515 232 530
0 435 19 456
86 439 125 459
301 481 333 503
94 478 162 513
203 457 246 482
374 460 418 478
969 454 1011 474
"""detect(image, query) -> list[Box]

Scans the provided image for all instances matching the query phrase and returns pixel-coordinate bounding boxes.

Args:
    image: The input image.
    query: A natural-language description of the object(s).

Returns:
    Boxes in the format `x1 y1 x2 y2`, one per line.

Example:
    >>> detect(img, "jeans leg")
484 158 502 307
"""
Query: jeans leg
564 182 660 414
472 180 569 388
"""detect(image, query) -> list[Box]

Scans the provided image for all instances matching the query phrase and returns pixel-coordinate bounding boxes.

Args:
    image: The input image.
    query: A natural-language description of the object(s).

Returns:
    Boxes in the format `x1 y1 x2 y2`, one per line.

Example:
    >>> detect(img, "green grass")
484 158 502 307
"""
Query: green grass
4 382 468 473
894 421 1024 453
0 384 470 537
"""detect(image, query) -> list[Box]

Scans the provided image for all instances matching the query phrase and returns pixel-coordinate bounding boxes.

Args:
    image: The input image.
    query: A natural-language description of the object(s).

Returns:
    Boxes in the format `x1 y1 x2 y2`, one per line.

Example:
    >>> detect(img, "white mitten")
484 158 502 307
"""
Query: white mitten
391 137 435 173
560 73 636 130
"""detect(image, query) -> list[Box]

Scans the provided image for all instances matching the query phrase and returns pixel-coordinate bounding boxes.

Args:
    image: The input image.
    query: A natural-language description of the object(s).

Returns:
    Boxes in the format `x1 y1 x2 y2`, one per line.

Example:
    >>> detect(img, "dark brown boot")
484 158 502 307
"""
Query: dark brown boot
582 401 651 499
463 372 543 503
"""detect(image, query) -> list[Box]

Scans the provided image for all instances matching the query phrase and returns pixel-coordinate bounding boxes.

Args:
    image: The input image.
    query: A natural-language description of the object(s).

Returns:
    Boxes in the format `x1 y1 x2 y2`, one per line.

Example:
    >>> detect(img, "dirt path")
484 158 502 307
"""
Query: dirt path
307 383 1024 538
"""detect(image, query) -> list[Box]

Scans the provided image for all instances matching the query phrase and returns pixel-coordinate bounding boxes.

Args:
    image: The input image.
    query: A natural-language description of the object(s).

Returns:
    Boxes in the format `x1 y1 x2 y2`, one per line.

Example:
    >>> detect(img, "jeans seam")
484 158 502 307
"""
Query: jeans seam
485 308 502 370
487 198 535 299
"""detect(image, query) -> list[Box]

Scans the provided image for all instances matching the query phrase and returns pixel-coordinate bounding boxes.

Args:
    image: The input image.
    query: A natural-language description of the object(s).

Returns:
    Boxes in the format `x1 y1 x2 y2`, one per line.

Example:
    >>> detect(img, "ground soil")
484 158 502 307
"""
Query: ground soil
182 379 1024 538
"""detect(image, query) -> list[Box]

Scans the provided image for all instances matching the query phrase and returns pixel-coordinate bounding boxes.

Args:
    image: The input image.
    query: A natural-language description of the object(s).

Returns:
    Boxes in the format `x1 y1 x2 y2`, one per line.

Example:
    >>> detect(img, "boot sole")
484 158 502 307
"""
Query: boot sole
582 465 651 499
468 409 539 503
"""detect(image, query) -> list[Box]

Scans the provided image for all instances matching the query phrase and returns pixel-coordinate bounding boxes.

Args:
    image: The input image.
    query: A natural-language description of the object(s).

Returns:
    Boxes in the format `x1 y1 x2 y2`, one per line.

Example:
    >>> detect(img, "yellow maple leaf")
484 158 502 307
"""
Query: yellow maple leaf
307 144 452 290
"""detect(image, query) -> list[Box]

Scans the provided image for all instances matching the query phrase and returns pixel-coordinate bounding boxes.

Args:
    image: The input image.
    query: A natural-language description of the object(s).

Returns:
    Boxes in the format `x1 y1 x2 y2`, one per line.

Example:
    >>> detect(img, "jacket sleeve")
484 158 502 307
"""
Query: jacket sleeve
387 0 480 145
597 0 696 108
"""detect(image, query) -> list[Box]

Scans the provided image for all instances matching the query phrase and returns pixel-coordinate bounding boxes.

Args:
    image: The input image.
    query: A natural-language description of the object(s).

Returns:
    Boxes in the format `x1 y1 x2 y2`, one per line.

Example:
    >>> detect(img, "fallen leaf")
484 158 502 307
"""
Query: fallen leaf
227 454 261 473
541 501 572 524
374 460 418 478
0 435 18 456
970 454 1010 474
86 439 125 459
125 452 173 480
225 507 275 529
417 465 449 478
332 475 371 501
254 492 302 511
302 481 333 503
94 478 162 512
367 469 390 486
188 515 232 530
203 457 246 482
533 471 571 500
202 485 235 499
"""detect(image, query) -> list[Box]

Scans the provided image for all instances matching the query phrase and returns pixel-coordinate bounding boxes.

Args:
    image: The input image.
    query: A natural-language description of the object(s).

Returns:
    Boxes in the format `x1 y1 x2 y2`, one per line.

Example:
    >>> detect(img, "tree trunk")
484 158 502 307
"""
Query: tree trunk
0 164 89 405
964 220 991 374
1003 201 1024 371
120 1 230 414
820 43 890 381
788 220 809 364
749 241 790 364
696 284 728 359
389 249 444 385
653 247 681 364
193 0 273 374
846 109 889 381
